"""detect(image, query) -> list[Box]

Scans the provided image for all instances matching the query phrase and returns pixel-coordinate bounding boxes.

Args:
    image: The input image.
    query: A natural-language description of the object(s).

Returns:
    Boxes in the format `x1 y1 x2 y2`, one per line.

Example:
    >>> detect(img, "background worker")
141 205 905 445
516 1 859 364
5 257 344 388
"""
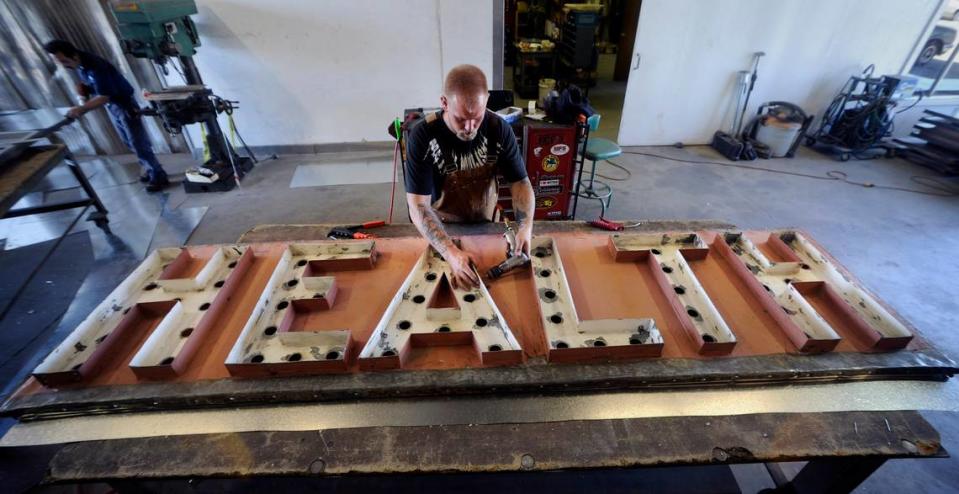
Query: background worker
44 39 170 192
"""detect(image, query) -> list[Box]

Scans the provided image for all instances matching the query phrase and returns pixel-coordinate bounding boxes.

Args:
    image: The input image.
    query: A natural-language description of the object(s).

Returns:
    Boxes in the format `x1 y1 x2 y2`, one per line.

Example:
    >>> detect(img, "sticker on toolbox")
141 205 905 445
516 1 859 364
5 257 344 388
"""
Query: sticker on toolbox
538 177 562 187
550 144 570 156
542 155 559 172
538 186 563 195
536 196 557 209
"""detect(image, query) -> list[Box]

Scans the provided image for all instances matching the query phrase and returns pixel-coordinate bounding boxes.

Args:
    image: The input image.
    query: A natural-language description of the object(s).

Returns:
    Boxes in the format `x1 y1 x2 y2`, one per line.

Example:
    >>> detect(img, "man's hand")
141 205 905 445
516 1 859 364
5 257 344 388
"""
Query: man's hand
66 96 108 119
407 192 481 289
514 222 532 256
66 106 86 119
445 245 480 289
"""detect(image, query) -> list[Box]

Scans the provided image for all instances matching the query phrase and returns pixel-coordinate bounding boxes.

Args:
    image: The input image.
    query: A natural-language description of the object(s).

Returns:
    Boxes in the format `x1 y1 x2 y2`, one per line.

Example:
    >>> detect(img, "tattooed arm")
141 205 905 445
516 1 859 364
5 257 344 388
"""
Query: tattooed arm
509 178 535 255
407 193 479 288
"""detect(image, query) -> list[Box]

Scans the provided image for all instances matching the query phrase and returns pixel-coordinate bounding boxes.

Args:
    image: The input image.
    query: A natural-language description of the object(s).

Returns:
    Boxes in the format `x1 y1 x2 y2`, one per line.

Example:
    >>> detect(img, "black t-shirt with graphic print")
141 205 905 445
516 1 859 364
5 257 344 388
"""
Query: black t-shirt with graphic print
404 110 526 206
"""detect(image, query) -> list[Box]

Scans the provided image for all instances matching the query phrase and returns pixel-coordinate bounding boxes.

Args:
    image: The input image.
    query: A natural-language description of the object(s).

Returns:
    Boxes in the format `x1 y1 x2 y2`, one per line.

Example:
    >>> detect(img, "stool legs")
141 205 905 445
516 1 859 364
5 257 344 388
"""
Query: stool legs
588 158 598 186
577 159 613 217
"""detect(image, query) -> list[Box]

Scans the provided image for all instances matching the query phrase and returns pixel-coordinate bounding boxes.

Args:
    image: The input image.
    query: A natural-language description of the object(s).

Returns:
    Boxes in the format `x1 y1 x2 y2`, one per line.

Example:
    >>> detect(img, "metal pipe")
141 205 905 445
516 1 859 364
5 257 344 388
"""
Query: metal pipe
177 56 204 86
730 71 749 135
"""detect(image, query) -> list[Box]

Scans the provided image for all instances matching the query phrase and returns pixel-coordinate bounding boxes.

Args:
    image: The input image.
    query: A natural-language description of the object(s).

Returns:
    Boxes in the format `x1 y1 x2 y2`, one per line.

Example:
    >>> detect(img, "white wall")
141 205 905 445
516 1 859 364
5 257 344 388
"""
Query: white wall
173 0 494 148
618 0 943 146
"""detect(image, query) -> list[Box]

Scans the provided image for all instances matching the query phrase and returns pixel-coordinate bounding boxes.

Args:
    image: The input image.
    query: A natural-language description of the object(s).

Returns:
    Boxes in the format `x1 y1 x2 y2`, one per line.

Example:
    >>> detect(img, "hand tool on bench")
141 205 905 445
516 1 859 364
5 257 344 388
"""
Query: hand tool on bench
588 217 625 231
326 220 386 240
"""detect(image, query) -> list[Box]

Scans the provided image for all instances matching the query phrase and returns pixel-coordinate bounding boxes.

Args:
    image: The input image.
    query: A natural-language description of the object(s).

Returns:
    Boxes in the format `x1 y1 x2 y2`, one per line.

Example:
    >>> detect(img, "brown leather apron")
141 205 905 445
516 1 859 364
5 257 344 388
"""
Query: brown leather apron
426 112 501 223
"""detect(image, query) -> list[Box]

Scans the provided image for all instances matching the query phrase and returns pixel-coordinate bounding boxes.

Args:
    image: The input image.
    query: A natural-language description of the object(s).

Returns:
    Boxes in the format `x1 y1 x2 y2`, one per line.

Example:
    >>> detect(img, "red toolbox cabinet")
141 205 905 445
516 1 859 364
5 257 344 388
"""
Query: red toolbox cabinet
499 121 577 220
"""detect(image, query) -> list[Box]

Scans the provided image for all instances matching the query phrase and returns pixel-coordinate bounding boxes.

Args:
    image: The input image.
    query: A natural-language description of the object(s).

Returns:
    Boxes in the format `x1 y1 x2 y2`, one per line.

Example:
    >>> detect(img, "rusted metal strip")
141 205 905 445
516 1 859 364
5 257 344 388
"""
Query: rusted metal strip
3 348 955 421
41 410 943 481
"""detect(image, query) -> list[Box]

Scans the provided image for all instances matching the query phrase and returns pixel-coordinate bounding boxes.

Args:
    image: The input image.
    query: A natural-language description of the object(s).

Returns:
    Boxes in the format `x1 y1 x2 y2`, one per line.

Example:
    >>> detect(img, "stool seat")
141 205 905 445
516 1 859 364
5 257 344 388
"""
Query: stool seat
585 137 622 161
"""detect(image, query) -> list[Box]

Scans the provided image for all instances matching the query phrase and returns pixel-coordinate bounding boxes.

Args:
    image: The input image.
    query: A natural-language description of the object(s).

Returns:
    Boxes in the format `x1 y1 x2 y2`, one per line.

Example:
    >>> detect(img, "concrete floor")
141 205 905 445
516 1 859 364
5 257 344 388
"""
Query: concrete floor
1 143 958 492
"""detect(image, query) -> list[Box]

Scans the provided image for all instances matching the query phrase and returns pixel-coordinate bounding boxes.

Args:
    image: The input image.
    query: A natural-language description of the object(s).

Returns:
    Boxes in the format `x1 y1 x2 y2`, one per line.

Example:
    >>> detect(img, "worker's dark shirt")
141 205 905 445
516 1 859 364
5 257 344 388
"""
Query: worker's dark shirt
76 51 136 111
405 110 526 222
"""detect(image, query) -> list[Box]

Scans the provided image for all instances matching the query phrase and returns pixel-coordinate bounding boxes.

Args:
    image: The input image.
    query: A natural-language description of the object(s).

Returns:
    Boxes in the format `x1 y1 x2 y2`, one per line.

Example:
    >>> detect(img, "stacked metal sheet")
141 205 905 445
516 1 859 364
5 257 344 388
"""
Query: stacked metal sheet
894 109 959 175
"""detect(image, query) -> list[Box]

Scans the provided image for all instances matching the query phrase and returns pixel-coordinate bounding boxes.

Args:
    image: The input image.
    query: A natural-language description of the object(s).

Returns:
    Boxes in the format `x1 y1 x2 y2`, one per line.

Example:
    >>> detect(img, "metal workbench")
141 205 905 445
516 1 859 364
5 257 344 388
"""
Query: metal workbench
0 221 955 492
0 142 110 232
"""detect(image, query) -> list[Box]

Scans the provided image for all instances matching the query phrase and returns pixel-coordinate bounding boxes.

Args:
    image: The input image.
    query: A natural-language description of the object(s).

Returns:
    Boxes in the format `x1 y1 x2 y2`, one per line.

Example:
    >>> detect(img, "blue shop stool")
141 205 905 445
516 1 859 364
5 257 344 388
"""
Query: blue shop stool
576 114 621 217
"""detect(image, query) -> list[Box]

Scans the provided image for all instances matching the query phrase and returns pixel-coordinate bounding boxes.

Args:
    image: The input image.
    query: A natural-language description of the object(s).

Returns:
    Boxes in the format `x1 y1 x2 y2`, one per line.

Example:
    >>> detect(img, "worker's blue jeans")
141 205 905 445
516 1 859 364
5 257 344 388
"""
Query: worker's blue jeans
108 104 167 181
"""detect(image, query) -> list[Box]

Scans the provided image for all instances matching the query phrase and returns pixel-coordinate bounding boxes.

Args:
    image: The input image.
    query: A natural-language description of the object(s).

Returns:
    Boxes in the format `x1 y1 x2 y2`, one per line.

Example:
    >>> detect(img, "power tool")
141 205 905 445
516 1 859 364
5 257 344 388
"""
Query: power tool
486 220 530 280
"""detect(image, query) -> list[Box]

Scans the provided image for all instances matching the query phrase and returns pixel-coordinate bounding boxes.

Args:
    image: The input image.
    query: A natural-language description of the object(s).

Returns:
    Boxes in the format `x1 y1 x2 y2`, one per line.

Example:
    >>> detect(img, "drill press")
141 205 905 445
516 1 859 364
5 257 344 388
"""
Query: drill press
110 0 254 192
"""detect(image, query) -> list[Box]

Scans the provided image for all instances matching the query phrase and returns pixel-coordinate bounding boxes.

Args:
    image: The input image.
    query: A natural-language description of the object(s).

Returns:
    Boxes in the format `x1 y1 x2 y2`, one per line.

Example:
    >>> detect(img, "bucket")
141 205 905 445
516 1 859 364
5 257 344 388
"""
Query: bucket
538 78 556 107
755 116 802 157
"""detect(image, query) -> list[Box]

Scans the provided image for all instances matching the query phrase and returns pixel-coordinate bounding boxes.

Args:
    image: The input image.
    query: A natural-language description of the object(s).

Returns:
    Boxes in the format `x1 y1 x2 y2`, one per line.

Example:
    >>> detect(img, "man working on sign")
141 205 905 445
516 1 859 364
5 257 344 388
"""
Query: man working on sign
405 65 536 289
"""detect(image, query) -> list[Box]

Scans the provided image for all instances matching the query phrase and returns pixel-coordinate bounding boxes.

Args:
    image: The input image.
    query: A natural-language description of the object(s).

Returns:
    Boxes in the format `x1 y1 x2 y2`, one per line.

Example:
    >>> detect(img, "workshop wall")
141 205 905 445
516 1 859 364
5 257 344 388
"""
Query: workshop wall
617 0 943 146
174 0 495 150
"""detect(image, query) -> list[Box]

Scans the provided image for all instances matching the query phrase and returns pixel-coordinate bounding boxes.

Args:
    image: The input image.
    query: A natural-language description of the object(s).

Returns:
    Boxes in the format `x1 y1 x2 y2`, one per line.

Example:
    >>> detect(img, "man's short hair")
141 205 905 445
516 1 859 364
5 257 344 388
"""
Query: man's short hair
444 64 488 99
43 39 78 57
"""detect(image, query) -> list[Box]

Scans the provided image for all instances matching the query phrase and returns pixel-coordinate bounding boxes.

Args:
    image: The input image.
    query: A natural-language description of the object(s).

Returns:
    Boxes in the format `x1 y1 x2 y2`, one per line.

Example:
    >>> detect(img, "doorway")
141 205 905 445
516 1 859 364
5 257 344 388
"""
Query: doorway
501 0 643 141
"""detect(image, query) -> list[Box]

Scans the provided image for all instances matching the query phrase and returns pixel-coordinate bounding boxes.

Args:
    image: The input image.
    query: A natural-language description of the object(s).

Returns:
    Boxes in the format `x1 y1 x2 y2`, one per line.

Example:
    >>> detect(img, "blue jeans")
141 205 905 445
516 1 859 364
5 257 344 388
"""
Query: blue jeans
108 104 167 181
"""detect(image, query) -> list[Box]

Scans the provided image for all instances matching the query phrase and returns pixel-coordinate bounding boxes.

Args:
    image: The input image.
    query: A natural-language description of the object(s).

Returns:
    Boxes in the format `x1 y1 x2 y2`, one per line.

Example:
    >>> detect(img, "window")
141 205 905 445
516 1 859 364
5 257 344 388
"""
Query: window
908 0 959 95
